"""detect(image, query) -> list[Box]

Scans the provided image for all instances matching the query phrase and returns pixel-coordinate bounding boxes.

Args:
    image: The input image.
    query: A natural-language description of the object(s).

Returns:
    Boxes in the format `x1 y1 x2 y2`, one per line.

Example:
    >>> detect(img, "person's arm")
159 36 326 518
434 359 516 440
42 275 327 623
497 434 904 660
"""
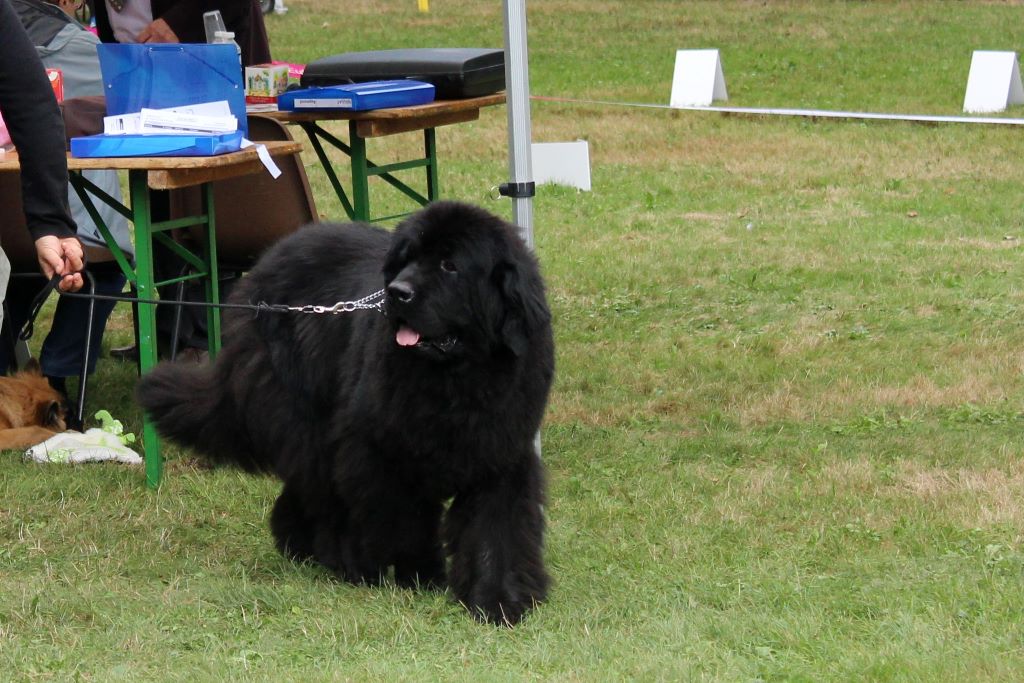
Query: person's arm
137 1 268 66
148 0 249 43
0 0 83 291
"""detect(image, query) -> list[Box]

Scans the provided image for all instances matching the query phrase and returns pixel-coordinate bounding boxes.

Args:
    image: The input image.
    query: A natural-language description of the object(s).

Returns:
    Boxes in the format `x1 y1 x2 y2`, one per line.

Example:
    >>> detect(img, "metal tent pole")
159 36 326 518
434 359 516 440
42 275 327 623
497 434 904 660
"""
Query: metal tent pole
501 0 535 248
502 0 541 457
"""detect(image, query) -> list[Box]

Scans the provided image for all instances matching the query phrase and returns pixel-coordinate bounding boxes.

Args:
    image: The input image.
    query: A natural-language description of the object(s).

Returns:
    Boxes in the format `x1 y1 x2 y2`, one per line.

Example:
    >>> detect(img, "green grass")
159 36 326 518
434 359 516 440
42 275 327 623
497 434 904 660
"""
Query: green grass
7 0 1024 679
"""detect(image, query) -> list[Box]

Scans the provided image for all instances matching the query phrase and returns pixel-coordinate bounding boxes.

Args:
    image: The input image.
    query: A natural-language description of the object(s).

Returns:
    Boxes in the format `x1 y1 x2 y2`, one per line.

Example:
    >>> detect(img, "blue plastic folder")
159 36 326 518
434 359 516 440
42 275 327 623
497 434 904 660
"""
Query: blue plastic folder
70 131 244 158
96 43 247 137
277 80 435 112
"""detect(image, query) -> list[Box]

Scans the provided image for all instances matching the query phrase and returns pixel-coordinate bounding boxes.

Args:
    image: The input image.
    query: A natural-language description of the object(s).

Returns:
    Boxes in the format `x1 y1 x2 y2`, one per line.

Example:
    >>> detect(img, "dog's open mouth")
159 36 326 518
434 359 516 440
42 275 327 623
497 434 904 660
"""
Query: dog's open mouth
396 325 458 353
396 326 421 347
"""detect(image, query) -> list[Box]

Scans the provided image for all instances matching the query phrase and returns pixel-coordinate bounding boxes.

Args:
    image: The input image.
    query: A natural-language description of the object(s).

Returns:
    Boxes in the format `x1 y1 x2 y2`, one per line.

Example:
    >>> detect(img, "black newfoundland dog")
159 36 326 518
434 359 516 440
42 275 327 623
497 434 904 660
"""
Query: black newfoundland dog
137 201 554 625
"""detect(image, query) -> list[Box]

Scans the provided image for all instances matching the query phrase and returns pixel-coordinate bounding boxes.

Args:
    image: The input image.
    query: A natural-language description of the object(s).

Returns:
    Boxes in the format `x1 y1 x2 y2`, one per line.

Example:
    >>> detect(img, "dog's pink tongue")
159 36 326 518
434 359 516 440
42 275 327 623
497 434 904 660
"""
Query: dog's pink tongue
396 326 420 347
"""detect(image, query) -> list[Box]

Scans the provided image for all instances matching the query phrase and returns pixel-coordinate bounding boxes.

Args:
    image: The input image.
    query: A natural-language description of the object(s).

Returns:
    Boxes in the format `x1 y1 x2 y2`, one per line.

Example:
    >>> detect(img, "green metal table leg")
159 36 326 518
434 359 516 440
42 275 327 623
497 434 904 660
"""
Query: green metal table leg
69 173 136 280
303 121 441 223
302 122 356 220
349 121 371 221
200 182 221 359
129 170 163 489
424 127 439 202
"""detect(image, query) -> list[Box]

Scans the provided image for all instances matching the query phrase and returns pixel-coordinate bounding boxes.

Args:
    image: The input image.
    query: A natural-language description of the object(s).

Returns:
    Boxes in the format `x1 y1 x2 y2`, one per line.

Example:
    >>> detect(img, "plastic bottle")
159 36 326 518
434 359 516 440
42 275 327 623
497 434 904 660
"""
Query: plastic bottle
212 30 242 71
203 10 227 43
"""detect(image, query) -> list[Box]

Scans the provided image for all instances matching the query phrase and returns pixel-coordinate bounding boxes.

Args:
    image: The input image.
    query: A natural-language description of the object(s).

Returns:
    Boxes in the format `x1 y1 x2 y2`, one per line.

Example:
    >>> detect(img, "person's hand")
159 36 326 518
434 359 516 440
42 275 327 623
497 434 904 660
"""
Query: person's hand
34 235 84 292
136 18 179 43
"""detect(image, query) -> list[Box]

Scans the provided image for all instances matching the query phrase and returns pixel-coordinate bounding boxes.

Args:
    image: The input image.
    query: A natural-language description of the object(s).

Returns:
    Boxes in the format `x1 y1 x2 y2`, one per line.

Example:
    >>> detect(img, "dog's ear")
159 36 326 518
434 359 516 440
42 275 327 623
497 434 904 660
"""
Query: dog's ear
36 399 65 430
493 259 550 357
22 358 42 376
382 232 414 283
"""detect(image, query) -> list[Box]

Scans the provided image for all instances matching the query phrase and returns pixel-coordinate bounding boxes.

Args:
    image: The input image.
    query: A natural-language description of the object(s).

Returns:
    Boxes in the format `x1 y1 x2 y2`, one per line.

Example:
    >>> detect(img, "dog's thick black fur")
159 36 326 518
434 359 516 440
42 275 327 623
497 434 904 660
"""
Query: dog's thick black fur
136 201 554 625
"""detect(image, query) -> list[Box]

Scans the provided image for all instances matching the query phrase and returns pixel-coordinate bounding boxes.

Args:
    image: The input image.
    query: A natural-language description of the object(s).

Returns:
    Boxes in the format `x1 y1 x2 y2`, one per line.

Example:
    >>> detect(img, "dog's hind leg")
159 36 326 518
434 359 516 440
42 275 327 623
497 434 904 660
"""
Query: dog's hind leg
272 480 371 584
391 499 446 590
338 476 446 589
272 479 363 578
270 480 318 562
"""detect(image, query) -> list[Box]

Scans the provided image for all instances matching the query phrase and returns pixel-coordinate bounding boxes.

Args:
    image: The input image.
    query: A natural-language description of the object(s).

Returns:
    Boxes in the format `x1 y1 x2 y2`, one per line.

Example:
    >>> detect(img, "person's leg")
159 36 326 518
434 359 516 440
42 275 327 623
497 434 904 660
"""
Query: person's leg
161 271 240 355
0 248 10 364
36 268 126 430
0 267 34 376
38 268 127 379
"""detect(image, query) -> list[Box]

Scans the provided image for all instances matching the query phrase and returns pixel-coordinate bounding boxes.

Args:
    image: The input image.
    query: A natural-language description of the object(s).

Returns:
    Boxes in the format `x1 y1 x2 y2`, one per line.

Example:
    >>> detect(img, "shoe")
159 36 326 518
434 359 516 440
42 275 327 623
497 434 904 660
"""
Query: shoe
109 344 139 362
110 342 208 363
45 375 82 431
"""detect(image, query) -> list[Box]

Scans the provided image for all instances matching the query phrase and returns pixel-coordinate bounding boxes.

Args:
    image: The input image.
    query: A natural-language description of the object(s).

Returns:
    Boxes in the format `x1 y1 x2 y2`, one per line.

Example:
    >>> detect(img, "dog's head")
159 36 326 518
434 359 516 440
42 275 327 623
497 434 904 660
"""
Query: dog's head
0 360 67 431
382 201 550 362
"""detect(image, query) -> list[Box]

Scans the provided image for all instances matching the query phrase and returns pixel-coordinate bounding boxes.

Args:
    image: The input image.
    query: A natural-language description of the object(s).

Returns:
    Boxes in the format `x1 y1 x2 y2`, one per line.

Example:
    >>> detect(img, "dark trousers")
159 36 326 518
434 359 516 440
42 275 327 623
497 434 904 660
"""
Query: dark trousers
151 240 239 353
0 265 126 377
150 190 237 354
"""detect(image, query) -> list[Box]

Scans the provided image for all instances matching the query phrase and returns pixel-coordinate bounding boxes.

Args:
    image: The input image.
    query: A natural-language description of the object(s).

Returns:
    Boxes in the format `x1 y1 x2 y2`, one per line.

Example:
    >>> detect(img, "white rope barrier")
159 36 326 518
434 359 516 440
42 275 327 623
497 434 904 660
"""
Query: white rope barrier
532 95 1024 127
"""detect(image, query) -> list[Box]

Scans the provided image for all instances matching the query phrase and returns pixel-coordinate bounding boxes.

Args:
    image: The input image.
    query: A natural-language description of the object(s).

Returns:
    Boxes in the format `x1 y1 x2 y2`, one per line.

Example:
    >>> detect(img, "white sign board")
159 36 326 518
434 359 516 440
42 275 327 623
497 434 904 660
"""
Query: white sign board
670 49 728 108
531 141 591 191
963 50 1024 113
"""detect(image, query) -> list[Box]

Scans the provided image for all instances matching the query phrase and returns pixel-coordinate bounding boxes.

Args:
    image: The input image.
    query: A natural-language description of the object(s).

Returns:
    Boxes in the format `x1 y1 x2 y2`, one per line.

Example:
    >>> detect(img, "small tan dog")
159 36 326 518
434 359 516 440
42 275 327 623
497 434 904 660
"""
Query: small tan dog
0 361 68 451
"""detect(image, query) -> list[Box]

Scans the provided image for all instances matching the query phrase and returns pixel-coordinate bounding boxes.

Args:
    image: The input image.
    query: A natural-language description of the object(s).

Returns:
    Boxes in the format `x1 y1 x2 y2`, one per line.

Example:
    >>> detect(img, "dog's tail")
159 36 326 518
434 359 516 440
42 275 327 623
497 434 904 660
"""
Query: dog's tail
136 363 267 473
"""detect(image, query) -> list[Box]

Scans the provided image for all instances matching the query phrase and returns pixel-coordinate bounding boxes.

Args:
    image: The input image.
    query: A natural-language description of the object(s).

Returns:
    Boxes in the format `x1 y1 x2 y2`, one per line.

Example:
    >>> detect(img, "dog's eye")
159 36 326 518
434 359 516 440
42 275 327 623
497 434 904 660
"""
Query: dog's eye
440 259 457 274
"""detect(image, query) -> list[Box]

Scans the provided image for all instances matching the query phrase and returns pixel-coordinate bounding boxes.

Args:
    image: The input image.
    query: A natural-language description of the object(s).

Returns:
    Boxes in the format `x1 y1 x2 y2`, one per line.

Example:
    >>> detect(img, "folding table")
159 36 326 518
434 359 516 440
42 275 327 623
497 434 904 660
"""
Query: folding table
0 140 302 488
264 94 505 222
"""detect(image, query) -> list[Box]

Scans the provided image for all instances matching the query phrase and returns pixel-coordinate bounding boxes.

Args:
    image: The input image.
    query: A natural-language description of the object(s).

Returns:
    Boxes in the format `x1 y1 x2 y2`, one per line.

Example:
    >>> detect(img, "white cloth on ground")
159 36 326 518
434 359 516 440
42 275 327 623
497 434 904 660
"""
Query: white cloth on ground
25 428 142 464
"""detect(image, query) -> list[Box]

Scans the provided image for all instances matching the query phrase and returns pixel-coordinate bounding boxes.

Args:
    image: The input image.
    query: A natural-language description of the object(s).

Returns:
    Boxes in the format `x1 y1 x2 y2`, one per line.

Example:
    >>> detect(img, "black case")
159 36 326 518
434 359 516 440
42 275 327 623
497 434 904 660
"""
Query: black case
300 48 505 100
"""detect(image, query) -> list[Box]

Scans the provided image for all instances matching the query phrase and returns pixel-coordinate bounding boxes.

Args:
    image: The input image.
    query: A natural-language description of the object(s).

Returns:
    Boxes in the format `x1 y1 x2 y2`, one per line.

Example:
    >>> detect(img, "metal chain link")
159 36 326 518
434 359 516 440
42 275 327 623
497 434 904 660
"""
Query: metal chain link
22 277 388 344
269 288 386 315
47 278 387 319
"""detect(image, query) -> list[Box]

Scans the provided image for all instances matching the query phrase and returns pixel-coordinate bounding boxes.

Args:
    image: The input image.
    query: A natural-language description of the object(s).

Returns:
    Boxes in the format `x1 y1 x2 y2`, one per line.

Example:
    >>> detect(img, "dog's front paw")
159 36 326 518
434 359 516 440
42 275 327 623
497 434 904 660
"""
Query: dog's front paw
461 574 547 626
469 598 532 626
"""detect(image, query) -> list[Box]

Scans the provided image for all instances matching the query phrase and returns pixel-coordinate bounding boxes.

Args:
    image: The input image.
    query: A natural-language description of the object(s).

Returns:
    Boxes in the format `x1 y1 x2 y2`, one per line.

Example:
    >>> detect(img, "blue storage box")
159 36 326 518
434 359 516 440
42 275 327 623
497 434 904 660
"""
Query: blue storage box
277 80 435 112
70 131 244 158
97 43 247 137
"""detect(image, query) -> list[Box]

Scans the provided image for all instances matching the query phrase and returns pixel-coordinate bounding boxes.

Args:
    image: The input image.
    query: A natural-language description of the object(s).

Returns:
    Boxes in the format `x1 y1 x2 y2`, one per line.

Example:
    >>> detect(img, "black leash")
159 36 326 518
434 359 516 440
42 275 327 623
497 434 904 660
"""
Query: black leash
20 274 66 341
18 274 386 342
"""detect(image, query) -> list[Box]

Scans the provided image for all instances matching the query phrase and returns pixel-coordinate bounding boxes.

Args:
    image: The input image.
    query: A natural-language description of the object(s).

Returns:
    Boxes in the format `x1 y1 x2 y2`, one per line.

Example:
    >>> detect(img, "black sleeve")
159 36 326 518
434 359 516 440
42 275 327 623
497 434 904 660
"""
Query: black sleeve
0 0 77 241
158 0 247 44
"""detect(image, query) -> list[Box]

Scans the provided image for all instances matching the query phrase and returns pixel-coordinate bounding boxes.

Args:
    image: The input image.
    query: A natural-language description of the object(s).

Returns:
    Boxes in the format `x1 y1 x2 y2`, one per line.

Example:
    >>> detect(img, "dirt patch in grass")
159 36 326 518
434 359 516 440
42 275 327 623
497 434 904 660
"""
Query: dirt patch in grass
799 456 1024 529
920 236 1023 251
897 460 1024 527
682 464 789 525
732 360 1017 427
816 458 880 493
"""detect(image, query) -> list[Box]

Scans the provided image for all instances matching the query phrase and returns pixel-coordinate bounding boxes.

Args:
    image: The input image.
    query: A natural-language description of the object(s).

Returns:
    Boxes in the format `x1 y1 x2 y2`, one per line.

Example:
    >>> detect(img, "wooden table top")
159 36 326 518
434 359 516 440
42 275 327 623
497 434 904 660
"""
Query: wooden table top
260 93 506 138
0 140 302 190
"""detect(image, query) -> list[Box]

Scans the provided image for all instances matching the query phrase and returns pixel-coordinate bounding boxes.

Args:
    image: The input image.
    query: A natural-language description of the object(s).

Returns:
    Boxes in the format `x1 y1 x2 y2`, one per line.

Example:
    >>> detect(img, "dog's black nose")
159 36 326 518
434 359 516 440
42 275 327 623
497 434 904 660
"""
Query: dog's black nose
387 280 415 303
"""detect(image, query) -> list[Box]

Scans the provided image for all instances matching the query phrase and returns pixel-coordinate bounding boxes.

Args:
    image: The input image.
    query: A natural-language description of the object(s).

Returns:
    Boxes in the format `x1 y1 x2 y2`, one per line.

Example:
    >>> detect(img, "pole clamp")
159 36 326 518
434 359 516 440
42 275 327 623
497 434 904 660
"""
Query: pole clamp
498 181 536 199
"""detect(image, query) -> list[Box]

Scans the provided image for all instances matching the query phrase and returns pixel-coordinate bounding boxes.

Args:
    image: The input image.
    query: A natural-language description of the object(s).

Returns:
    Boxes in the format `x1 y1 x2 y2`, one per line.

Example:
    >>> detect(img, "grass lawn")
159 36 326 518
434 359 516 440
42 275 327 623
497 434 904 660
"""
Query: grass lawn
6 1 1024 679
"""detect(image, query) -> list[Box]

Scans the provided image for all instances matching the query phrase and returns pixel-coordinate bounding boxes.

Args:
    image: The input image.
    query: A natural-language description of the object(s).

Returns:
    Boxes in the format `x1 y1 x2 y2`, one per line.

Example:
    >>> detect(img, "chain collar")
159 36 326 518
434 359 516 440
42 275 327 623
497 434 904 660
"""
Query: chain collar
269 289 386 315
23 276 388 345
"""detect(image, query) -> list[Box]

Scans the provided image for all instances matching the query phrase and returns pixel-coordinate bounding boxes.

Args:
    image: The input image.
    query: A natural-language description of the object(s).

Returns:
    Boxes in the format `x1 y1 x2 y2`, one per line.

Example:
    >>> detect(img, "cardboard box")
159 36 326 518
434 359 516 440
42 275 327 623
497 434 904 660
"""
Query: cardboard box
271 60 305 87
245 63 289 104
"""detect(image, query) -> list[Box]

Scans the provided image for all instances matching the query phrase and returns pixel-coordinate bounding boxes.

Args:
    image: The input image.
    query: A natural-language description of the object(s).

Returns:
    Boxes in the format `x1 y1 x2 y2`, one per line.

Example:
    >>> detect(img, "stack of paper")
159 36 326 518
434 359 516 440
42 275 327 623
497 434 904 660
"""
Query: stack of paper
103 100 237 136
